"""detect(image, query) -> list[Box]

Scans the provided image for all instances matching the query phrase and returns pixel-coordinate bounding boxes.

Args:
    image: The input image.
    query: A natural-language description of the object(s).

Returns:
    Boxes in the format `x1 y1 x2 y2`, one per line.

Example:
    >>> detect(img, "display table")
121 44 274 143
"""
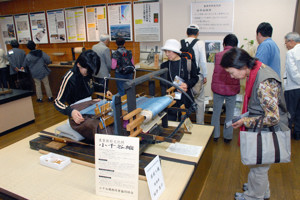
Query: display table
0 89 34 134
0 121 213 200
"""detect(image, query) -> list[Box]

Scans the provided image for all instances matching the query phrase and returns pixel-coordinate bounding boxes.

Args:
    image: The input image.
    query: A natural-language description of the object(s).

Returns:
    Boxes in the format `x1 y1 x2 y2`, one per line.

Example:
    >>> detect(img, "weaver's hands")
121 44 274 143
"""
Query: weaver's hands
71 109 84 124
179 83 188 92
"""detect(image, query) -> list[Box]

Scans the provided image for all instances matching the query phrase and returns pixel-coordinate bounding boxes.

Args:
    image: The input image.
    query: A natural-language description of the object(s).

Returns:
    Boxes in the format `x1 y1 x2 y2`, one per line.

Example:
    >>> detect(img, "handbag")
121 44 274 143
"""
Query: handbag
240 117 291 165
186 59 203 97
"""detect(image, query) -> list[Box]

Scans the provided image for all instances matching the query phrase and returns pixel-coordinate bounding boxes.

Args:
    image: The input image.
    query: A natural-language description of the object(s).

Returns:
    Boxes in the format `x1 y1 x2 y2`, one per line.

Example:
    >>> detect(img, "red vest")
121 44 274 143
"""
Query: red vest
211 46 240 96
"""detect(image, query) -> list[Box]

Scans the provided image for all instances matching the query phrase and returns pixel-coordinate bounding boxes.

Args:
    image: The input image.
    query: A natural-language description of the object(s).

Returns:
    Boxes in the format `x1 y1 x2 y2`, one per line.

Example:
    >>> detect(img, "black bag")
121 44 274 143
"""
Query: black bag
115 50 135 75
180 39 198 64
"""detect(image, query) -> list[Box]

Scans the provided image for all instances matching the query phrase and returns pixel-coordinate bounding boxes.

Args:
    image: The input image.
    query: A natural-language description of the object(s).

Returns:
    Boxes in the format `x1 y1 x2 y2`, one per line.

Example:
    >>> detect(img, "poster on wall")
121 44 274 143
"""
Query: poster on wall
191 0 234 33
29 11 48 44
0 15 16 44
205 40 222 63
65 6 86 42
108 2 133 41
133 0 160 42
14 13 32 44
46 9 67 43
85 4 108 42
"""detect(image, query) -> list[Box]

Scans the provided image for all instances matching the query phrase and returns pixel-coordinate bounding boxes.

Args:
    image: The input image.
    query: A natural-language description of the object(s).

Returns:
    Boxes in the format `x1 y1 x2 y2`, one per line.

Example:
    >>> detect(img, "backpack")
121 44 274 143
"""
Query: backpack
115 50 135 75
180 39 203 97
180 39 199 64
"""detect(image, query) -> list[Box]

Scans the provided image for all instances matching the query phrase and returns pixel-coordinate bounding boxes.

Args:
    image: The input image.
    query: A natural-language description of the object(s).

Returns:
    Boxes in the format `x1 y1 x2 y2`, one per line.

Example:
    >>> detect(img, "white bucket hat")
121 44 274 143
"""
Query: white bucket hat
161 39 181 54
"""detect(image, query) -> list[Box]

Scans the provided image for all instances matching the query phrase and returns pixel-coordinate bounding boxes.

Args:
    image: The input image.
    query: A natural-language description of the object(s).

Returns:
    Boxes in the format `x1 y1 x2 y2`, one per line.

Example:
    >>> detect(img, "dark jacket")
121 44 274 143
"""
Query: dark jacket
54 65 95 117
211 46 240 96
7 48 26 75
160 57 198 108
23 50 51 80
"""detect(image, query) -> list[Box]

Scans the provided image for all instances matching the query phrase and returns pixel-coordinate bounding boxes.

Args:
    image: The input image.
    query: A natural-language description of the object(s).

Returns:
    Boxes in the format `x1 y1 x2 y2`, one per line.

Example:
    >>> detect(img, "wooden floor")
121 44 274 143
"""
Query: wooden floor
1 95 300 200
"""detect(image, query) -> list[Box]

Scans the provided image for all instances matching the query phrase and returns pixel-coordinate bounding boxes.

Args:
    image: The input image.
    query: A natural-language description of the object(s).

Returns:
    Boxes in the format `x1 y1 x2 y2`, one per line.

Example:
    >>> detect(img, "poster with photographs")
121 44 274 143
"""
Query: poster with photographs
85 4 108 42
108 2 133 41
29 11 48 44
205 40 222 63
133 0 160 42
46 9 67 43
138 42 162 69
14 14 32 44
0 15 16 44
65 7 86 42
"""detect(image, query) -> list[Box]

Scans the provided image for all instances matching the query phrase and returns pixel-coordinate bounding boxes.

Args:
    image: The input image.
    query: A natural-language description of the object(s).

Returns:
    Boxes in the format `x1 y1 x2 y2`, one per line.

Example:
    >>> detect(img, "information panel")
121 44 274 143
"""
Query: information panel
191 0 234 33
14 13 32 44
29 11 48 44
0 15 16 44
108 2 133 41
65 6 87 42
133 0 160 42
85 4 108 42
46 9 67 43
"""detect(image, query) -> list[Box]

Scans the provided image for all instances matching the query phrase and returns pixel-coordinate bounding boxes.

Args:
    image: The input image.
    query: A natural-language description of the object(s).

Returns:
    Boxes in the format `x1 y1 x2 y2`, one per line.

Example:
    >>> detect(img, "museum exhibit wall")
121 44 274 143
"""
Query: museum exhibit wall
0 0 298 96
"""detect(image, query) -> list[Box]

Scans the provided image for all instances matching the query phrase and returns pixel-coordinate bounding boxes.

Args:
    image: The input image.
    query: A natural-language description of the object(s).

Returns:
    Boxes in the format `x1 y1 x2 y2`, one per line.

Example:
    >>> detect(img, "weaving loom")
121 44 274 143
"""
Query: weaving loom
29 68 196 171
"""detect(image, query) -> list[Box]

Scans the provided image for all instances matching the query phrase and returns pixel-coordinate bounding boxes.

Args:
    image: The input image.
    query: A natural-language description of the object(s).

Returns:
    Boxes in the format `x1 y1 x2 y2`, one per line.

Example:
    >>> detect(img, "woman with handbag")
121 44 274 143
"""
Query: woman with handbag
220 47 289 200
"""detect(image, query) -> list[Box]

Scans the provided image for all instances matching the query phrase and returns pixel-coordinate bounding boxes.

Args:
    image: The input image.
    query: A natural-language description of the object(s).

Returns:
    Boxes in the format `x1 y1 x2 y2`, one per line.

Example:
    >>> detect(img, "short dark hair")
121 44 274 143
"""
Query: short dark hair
116 37 125 46
223 34 238 47
10 40 19 48
220 47 257 69
256 22 273 37
26 40 36 50
75 50 100 76
187 28 199 36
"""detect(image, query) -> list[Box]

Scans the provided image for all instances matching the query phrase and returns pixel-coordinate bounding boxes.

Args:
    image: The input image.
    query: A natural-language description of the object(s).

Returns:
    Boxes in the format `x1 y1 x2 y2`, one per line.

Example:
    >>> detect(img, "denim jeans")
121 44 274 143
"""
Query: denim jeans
115 72 133 96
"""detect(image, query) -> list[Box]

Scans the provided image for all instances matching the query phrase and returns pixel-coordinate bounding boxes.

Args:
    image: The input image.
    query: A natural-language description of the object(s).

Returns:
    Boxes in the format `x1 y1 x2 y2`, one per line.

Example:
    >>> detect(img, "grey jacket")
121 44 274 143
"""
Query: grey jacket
7 48 26 75
92 42 111 78
23 50 51 80
248 64 289 131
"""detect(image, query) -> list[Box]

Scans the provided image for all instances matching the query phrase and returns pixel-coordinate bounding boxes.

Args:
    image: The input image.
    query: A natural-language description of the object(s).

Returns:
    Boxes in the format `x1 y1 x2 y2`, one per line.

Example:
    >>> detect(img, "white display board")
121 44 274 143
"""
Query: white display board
85 4 108 42
133 0 160 42
46 9 67 43
29 11 48 44
0 15 16 44
14 13 32 44
191 0 234 33
65 6 87 42
108 2 133 41
95 134 139 200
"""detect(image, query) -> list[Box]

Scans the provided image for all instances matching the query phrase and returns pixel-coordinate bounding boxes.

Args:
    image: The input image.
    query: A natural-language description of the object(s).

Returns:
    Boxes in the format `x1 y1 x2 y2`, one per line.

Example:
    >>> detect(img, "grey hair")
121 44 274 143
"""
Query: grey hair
285 32 300 42
100 34 110 42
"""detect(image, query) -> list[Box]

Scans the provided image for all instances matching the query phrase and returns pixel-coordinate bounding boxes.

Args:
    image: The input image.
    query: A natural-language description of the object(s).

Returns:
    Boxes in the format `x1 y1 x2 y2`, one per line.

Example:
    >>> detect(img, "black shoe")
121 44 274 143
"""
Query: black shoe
224 138 232 143
36 99 43 103
48 97 54 102
213 137 219 142
294 132 300 140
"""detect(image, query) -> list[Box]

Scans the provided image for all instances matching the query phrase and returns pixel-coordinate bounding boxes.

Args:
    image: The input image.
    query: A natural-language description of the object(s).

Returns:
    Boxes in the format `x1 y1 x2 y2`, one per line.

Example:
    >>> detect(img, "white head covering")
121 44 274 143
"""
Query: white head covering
161 39 181 54
187 24 200 30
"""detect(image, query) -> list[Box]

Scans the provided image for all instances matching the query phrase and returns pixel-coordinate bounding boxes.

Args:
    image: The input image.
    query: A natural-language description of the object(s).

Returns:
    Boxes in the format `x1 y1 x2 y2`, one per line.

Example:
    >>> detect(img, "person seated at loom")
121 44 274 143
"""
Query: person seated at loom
54 50 112 143
160 39 199 121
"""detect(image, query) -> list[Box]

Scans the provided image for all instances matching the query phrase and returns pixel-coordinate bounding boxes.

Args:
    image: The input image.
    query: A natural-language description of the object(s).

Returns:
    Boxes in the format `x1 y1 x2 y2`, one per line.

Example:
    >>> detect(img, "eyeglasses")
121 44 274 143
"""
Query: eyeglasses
285 40 291 44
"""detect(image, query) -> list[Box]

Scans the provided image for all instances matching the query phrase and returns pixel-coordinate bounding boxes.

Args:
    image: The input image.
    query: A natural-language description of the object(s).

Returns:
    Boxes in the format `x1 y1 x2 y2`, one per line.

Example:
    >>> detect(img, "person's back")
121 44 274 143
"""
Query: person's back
7 40 26 75
183 24 207 125
255 22 281 77
111 37 134 96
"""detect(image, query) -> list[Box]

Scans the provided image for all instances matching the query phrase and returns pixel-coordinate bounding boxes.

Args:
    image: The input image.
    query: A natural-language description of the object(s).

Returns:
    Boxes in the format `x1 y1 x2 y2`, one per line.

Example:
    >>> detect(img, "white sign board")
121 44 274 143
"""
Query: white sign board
144 155 165 200
191 0 234 33
95 134 139 200
29 11 48 44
